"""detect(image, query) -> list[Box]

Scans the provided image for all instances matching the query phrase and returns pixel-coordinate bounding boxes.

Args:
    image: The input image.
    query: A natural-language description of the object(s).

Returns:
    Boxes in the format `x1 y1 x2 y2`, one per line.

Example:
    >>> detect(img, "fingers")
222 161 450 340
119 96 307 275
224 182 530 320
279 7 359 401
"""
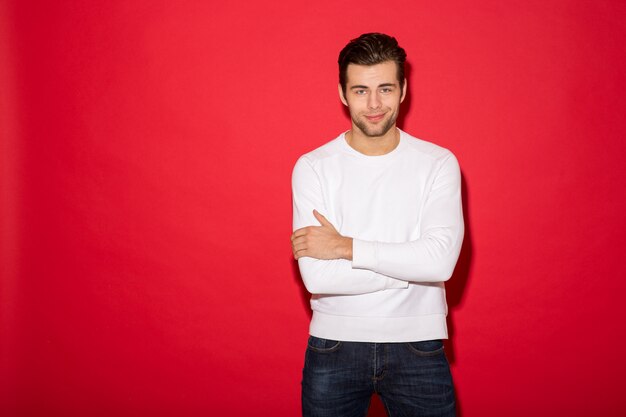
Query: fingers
291 228 310 260
291 227 309 242
291 231 307 259
293 248 305 260
291 238 307 259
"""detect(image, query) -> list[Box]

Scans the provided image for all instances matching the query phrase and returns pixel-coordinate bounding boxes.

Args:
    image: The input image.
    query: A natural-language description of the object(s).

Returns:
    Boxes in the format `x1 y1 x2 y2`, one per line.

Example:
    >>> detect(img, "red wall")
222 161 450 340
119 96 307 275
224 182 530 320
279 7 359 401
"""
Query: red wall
2 1 626 416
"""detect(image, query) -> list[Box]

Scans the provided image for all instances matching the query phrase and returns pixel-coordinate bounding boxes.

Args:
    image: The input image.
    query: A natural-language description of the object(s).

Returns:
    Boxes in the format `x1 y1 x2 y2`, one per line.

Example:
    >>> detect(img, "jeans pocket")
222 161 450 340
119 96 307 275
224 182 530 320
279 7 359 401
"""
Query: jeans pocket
307 336 342 353
405 339 445 357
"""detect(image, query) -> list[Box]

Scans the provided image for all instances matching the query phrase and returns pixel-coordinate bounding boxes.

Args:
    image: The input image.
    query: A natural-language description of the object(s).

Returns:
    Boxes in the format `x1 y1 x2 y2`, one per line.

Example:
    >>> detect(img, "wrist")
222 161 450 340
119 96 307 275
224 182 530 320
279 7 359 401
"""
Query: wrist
340 237 353 260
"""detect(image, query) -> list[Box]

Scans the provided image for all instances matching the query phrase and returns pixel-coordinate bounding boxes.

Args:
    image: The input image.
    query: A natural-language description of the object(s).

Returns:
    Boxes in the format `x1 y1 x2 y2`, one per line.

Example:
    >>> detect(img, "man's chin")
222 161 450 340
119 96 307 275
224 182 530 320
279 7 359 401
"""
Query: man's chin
355 121 395 138
363 130 387 138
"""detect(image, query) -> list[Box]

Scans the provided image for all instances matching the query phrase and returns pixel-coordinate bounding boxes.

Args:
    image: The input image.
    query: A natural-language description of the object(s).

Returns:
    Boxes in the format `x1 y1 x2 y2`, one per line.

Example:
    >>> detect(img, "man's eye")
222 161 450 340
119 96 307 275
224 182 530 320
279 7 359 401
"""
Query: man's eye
380 88 392 93
355 90 367 95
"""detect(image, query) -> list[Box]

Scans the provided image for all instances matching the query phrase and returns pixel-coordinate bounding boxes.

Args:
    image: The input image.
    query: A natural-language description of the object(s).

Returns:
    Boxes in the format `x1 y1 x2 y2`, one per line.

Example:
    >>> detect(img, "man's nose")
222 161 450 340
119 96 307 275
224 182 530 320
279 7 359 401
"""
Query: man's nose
367 92 381 110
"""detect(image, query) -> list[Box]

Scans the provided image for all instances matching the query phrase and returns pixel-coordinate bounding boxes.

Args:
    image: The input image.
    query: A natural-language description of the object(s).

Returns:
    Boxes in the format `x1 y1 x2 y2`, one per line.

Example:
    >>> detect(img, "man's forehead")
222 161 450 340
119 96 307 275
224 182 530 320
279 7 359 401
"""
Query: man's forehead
345 61 400 85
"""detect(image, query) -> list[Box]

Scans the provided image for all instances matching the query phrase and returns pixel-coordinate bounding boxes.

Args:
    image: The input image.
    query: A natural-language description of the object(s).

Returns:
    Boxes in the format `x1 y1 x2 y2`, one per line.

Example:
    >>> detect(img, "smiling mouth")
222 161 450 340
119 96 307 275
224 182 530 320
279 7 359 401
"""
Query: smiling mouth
365 113 385 122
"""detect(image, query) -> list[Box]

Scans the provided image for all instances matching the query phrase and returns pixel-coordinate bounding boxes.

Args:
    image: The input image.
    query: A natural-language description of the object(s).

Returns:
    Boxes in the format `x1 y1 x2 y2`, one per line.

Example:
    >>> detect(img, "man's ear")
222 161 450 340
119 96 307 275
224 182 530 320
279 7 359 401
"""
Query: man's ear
338 83 348 106
400 79 407 103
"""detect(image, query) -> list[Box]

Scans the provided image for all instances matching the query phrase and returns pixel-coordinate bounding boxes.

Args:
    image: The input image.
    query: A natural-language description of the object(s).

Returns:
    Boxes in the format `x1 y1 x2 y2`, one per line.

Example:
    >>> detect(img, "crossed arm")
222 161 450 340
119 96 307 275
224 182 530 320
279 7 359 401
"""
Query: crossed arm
291 154 464 295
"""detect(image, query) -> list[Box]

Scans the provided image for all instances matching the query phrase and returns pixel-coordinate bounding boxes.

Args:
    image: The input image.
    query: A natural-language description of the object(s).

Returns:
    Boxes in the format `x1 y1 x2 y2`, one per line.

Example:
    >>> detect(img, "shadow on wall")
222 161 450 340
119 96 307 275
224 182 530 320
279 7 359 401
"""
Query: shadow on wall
445 174 472 364
443 173 472 417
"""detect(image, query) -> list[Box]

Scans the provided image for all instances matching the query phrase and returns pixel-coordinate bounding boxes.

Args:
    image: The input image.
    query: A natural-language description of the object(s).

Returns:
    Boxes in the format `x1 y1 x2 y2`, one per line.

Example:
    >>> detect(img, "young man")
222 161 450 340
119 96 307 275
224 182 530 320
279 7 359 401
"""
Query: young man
291 33 463 417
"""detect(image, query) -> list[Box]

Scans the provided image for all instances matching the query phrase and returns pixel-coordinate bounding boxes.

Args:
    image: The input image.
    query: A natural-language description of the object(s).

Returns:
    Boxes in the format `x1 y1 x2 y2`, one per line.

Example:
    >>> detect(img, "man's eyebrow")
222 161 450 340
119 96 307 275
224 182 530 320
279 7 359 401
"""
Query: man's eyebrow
349 83 397 90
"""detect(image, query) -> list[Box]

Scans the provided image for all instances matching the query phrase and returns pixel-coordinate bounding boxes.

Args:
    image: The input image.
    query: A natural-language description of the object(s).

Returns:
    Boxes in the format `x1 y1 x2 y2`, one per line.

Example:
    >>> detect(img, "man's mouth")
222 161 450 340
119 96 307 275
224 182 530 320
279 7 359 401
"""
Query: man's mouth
365 113 385 122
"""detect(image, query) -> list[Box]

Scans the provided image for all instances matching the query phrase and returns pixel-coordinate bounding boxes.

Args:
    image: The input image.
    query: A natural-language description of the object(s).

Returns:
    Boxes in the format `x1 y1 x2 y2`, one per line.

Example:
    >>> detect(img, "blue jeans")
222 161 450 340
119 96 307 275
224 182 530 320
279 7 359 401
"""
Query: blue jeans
302 336 456 417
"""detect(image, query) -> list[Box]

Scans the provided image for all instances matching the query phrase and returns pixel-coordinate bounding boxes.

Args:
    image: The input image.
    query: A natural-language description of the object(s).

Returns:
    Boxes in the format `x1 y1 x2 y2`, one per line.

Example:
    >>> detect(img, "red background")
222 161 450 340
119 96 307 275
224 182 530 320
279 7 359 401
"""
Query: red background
2 1 626 416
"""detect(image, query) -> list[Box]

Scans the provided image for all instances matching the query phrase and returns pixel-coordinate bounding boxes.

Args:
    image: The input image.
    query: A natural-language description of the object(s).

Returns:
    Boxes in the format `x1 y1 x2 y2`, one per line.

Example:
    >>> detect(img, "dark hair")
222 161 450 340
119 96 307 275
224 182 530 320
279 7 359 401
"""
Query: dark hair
338 33 407 95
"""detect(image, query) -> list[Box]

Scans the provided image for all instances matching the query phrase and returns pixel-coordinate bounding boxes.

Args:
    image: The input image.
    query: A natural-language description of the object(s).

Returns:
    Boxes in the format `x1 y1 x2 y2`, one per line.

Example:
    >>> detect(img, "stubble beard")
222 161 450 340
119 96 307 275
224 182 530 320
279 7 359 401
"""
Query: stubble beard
352 113 397 138
351 101 401 138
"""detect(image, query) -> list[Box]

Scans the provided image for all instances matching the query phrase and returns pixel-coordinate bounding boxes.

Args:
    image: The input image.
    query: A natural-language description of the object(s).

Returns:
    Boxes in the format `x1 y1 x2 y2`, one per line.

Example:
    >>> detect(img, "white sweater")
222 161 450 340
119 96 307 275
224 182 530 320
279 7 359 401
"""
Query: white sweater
292 129 464 342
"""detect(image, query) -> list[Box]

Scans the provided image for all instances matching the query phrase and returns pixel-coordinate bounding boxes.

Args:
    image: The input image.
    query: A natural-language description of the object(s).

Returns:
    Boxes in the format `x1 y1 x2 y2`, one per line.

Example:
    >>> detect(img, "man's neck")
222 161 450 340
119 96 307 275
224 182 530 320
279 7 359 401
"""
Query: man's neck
345 127 400 156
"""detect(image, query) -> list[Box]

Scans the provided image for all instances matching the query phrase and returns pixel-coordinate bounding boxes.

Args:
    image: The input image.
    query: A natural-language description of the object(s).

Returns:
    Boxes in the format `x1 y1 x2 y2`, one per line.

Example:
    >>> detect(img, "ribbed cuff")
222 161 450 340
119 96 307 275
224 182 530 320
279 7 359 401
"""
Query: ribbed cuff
352 239 378 271
352 239 407 289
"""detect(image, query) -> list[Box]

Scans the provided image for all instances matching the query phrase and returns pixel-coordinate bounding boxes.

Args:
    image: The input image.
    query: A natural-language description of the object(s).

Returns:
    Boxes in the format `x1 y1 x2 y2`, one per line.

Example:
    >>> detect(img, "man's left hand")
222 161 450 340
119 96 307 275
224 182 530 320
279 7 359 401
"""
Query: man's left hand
291 210 353 260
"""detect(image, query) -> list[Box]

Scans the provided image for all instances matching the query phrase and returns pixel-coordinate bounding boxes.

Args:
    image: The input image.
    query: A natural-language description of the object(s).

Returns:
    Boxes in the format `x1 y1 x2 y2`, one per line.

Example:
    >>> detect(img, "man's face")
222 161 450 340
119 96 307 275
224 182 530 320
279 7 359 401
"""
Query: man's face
339 61 406 138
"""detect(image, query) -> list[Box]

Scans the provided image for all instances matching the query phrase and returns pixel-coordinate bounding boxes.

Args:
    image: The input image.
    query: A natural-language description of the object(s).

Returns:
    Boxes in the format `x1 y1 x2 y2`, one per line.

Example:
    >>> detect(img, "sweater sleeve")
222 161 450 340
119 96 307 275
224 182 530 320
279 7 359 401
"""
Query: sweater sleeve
351 153 464 282
292 156 409 295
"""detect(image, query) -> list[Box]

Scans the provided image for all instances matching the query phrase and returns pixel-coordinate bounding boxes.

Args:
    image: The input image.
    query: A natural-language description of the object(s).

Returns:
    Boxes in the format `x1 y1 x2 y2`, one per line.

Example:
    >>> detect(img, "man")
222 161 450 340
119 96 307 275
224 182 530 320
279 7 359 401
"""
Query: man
291 33 463 417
